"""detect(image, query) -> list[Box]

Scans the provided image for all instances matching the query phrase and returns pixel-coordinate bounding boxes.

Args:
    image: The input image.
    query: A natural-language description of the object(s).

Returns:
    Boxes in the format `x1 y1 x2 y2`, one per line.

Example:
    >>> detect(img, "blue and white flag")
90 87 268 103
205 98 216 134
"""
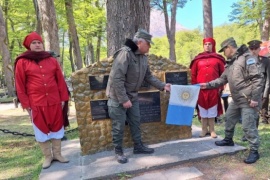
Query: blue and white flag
166 85 200 126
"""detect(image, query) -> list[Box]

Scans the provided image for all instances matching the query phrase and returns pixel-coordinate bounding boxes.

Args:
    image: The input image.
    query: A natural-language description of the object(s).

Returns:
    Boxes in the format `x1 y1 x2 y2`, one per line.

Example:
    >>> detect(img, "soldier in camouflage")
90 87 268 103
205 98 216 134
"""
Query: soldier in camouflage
248 40 270 125
241 40 270 142
106 29 171 164
200 37 264 164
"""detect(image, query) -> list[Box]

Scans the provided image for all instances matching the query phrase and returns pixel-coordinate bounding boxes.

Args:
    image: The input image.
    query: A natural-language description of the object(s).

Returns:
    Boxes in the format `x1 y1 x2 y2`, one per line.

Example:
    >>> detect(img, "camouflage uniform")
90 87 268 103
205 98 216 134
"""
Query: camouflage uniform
258 55 270 123
207 45 264 151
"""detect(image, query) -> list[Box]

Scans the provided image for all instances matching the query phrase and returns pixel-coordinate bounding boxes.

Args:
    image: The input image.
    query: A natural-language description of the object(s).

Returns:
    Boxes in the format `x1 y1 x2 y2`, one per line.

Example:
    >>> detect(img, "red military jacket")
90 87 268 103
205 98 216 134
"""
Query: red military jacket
15 57 69 109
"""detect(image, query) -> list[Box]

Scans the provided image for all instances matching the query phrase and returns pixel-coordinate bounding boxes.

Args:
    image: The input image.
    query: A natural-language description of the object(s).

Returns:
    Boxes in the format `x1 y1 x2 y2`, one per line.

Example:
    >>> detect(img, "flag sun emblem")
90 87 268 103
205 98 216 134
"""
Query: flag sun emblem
181 91 190 100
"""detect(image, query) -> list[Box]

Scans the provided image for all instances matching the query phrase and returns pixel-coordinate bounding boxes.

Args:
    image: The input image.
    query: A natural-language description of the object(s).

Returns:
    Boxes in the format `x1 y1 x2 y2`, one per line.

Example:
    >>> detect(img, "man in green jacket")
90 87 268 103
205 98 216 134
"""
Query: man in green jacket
200 37 263 164
106 29 171 164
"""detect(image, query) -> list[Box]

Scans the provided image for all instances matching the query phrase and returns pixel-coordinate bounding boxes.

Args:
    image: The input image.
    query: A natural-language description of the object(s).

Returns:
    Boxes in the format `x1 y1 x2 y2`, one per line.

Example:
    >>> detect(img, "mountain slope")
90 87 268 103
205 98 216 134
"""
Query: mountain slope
150 9 187 37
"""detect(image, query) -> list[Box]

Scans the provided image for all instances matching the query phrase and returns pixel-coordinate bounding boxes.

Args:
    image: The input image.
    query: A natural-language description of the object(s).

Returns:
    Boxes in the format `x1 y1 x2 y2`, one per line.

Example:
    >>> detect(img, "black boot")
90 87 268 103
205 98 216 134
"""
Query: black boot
244 150 260 164
215 137 234 146
133 142 154 154
115 146 128 164
241 135 247 142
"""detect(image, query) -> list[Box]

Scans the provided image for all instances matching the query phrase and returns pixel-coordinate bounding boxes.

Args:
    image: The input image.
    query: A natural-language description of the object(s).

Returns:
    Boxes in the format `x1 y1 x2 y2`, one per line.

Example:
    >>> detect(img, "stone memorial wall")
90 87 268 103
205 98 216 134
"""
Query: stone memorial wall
71 54 191 155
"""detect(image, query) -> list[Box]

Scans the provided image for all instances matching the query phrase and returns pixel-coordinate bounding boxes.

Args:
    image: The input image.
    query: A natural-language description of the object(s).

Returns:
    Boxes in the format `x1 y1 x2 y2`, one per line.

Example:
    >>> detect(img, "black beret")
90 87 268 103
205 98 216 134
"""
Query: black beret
247 40 262 49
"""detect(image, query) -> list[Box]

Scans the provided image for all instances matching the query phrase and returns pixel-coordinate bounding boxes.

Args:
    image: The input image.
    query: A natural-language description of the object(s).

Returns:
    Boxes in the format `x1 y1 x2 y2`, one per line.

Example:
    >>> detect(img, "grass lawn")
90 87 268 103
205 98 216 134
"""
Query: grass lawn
0 102 78 180
193 115 270 179
1 105 270 179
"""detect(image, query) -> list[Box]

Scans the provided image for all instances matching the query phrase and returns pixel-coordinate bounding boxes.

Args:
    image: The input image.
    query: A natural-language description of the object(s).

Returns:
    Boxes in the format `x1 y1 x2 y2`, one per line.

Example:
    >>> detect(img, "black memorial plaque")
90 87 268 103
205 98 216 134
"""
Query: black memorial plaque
90 100 109 120
138 91 161 123
165 72 187 85
89 75 109 90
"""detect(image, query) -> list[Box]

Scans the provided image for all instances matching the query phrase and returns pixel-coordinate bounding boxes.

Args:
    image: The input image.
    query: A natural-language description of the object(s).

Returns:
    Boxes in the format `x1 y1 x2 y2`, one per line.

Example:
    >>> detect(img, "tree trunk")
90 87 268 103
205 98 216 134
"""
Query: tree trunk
61 30 66 68
162 0 177 62
0 6 14 96
84 41 94 66
95 0 102 62
68 33 75 72
106 0 150 56
3 0 8 46
4 0 14 60
85 38 95 65
33 0 42 34
65 0 83 70
261 0 270 41
203 0 213 38
96 31 101 62
37 0 61 64
261 17 270 41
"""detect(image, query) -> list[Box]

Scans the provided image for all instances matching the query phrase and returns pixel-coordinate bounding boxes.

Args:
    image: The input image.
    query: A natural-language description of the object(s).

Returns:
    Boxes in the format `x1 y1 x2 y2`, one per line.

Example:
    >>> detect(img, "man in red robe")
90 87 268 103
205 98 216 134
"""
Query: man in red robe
190 37 225 138
15 32 69 169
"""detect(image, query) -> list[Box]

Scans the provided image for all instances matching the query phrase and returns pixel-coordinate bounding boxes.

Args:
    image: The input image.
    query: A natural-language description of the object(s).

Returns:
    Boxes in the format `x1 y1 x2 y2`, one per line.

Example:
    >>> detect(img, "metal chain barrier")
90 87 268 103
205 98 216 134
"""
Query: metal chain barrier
0 127 78 137
0 128 34 137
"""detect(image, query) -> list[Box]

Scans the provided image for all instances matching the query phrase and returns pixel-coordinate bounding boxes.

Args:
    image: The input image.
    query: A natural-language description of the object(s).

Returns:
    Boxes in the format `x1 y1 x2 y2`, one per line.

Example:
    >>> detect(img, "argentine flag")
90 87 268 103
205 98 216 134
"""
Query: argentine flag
166 85 200 126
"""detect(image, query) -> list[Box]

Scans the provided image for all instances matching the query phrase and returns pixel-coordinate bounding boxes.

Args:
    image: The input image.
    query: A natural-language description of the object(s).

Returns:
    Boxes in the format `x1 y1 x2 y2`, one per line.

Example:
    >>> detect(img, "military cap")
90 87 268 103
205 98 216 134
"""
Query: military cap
247 40 262 49
134 28 154 44
218 37 237 52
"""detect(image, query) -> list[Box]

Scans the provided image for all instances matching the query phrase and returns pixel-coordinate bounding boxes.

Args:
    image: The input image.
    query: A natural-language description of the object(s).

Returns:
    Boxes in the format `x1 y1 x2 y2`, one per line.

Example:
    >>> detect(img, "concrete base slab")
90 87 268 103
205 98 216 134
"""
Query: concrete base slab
39 125 247 180
130 166 204 180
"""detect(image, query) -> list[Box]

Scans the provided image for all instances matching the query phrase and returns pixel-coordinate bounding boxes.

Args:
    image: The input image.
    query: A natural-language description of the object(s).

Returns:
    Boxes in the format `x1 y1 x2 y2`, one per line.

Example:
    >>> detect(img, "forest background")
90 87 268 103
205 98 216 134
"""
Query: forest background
1 1 270 179
0 0 268 98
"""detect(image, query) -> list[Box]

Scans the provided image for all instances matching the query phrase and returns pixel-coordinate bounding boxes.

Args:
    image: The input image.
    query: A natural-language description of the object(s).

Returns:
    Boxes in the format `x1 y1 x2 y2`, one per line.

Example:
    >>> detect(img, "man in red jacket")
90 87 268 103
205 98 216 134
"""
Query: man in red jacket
15 32 69 169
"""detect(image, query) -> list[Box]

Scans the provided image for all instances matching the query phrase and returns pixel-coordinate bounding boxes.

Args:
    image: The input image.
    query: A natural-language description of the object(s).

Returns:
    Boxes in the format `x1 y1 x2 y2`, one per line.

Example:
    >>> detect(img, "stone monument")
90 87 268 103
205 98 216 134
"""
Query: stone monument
71 54 191 155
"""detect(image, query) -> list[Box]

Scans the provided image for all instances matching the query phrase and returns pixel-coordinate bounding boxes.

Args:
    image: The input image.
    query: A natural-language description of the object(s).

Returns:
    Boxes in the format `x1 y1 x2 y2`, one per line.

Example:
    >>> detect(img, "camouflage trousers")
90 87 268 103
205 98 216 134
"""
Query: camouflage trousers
225 101 260 151
260 97 269 123
107 98 141 147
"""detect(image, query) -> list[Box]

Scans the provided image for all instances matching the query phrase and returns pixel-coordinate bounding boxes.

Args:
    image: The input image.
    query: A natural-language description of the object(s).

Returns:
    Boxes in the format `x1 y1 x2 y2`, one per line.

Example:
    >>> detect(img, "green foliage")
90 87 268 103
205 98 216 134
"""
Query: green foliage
117 173 132 180
151 28 204 67
2 0 107 76
0 0 262 78
2 0 36 61
151 23 260 67
62 49 73 77
151 36 169 57
214 23 260 46
175 29 202 66
56 0 107 65
74 0 107 61
229 0 266 26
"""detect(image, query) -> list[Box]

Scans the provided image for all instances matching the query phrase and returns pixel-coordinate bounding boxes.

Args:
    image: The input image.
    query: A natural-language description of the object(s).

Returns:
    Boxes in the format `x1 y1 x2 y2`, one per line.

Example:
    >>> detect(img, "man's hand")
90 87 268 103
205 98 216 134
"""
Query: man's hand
250 100 259 108
26 108 31 116
25 108 32 121
123 100 132 109
164 83 171 92
219 89 223 97
61 101 65 109
200 83 207 89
